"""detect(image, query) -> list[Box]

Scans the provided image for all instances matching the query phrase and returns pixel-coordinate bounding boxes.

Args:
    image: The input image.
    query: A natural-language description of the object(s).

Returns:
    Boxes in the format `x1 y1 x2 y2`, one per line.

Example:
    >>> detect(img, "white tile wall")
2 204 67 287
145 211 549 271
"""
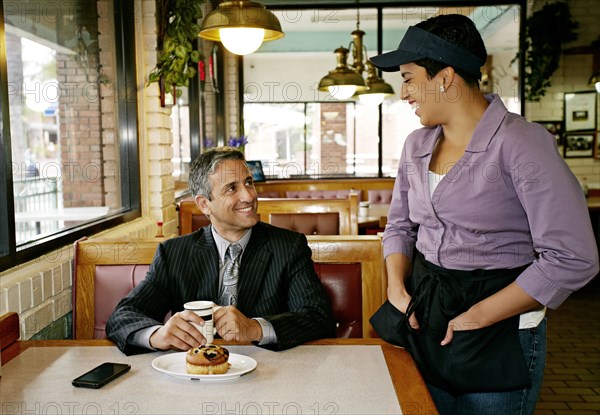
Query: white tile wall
0 289 8 315
18 280 32 312
31 274 42 307
41 270 53 302
527 0 600 188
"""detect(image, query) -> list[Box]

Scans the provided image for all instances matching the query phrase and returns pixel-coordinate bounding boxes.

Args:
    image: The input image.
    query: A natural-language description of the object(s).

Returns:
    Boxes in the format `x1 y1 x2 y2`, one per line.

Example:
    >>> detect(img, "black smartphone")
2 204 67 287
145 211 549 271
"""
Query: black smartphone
72 362 131 389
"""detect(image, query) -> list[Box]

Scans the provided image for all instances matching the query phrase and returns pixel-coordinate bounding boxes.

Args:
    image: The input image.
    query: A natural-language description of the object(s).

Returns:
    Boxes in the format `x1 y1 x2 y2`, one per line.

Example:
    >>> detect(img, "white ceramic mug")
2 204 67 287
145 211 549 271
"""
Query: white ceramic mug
183 301 216 344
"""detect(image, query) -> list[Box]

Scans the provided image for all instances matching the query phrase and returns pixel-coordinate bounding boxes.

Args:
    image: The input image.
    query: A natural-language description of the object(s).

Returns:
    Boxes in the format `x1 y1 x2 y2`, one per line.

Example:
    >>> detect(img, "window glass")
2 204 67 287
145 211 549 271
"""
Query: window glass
244 6 521 178
5 0 123 246
245 102 365 178
244 8 382 177
171 88 191 181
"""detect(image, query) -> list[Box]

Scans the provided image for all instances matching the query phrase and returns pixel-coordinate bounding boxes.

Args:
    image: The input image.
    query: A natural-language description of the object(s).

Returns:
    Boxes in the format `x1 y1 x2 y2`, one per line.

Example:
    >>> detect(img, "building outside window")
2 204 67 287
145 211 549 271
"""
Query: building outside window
1 0 139 269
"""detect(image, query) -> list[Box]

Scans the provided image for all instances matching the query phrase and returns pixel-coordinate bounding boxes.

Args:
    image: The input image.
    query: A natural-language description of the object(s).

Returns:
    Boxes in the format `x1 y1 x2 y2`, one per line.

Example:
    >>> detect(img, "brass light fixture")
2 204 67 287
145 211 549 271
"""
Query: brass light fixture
318 46 368 100
318 6 394 104
199 1 285 56
354 59 395 106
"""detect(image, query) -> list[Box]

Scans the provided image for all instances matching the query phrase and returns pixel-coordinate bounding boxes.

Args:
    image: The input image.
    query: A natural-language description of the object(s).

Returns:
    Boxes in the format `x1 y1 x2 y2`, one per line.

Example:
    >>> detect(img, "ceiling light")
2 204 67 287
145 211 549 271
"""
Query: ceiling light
355 61 395 105
318 6 394 103
199 1 284 56
318 47 368 99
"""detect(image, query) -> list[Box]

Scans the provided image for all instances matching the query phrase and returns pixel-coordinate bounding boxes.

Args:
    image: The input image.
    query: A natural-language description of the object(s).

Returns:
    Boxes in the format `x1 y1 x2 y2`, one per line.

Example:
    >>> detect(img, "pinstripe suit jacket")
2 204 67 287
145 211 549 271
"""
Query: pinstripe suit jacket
106 222 335 355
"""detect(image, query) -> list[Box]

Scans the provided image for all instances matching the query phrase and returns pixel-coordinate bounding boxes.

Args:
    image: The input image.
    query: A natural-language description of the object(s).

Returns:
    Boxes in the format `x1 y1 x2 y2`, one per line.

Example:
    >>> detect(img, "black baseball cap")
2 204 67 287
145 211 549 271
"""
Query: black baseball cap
370 26 486 75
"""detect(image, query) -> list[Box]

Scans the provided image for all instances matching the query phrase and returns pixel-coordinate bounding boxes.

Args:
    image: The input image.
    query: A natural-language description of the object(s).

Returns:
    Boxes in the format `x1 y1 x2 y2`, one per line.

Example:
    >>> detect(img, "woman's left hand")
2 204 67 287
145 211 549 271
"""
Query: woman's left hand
440 308 485 346
440 282 542 346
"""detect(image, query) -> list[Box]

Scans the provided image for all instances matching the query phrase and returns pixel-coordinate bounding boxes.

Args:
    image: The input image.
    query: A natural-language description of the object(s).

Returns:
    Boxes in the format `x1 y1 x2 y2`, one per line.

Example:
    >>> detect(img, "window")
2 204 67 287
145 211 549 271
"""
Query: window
243 5 522 178
0 0 140 270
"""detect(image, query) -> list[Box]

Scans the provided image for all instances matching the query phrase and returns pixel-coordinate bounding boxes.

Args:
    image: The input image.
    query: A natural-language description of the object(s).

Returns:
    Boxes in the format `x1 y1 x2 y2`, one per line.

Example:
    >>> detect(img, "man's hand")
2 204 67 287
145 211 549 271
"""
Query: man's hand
214 306 263 342
149 310 209 351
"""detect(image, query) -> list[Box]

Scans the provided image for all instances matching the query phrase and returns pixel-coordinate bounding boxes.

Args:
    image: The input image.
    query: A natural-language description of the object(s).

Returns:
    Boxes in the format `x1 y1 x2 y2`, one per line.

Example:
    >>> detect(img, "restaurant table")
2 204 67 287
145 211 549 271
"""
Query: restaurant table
1 338 438 415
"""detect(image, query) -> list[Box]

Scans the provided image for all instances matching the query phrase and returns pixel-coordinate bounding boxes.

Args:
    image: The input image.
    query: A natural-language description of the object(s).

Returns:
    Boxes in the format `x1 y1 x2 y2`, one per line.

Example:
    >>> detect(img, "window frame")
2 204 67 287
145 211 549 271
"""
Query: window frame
243 2 526 179
0 0 141 271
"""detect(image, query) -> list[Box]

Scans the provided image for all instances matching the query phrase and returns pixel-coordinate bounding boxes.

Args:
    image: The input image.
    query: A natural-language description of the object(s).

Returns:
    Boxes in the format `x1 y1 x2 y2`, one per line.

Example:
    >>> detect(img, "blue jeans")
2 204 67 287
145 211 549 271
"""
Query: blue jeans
427 318 546 415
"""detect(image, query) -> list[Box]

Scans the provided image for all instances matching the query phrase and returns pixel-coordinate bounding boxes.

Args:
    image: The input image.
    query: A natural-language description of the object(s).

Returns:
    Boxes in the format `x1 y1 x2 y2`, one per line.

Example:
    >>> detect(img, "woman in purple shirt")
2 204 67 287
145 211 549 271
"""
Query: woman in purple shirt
369 14 598 415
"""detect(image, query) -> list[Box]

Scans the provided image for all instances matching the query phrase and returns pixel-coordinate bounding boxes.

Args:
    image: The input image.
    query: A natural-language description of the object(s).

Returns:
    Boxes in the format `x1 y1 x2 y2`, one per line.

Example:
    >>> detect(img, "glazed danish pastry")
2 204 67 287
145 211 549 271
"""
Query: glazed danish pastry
185 345 230 375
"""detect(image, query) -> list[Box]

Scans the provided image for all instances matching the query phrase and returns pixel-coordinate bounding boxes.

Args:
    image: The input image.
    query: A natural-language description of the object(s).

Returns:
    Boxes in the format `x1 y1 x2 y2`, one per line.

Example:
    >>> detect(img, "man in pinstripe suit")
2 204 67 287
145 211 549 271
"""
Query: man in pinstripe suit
106 147 335 355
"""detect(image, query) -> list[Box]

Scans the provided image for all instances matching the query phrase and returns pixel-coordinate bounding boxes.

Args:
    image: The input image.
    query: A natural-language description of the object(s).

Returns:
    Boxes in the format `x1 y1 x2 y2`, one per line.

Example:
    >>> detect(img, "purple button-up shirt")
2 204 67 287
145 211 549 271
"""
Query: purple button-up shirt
383 95 599 309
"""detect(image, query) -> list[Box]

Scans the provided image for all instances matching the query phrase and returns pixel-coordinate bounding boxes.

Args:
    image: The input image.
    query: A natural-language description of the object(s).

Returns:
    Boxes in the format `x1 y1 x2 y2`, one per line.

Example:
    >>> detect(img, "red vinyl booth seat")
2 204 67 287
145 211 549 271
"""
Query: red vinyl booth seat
84 262 363 339
93 264 150 339
314 263 362 338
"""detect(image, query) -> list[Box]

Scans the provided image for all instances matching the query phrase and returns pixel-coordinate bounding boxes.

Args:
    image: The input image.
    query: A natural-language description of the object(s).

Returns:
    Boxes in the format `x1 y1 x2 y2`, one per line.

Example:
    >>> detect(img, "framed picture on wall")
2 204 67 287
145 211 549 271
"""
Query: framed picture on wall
564 91 597 131
595 133 600 159
564 132 596 158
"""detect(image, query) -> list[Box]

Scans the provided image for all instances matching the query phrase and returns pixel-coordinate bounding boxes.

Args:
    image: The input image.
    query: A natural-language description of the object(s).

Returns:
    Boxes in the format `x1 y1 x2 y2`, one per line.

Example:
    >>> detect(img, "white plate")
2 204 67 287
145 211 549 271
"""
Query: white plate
152 352 257 381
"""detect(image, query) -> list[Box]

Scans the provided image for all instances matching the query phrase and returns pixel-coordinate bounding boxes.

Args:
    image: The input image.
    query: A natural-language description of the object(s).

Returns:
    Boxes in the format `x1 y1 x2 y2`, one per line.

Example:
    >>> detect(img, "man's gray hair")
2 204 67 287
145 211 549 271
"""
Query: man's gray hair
189 147 246 200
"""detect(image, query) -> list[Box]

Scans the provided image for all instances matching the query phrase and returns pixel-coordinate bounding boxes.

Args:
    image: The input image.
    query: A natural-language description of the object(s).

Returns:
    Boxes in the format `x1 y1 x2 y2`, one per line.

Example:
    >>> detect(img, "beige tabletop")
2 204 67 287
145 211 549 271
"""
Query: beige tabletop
1 338 438 415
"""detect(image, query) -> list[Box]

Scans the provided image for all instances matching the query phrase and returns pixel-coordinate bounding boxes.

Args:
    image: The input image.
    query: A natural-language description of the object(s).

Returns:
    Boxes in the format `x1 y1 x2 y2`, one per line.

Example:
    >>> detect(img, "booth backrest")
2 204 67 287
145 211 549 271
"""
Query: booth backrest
72 238 161 340
286 189 362 200
258 193 359 235
178 200 210 235
94 264 150 339
270 213 340 235
307 235 384 338
253 178 394 201
73 235 384 340
258 191 280 198
179 194 359 236
368 189 393 205
314 263 362 338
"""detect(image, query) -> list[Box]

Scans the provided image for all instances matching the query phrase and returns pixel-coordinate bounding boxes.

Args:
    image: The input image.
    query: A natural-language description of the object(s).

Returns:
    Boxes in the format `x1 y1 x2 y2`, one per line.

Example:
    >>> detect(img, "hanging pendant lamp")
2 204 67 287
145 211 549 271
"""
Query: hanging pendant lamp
199 1 285 55
318 7 393 103
318 47 368 100
355 61 395 105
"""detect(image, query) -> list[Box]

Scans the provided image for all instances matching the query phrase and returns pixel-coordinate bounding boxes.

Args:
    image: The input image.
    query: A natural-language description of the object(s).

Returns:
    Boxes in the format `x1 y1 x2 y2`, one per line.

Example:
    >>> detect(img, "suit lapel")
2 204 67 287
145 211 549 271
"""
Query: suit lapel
191 228 221 300
236 223 272 311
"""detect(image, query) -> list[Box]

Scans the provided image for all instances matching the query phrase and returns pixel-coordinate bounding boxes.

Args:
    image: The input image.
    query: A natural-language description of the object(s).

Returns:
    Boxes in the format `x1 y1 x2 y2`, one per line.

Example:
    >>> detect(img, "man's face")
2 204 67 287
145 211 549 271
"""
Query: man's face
195 159 259 241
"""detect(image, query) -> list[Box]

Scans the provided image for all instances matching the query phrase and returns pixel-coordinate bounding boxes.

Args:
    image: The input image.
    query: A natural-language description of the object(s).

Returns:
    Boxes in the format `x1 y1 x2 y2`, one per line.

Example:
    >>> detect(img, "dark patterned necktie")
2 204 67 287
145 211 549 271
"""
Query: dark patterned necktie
219 243 242 306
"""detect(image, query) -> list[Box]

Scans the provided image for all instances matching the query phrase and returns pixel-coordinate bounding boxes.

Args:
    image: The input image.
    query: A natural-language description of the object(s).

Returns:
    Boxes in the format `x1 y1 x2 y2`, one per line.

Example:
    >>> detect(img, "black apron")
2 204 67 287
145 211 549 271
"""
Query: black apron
370 251 532 395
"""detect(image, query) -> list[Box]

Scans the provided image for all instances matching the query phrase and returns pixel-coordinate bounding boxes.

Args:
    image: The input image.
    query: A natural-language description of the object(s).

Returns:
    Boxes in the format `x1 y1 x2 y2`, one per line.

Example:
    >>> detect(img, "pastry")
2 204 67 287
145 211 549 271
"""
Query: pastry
186 345 230 375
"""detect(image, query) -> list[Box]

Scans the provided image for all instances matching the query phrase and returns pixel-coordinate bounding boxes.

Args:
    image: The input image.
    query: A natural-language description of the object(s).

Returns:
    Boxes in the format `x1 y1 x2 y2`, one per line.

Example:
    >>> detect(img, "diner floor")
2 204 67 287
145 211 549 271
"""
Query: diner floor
535 277 600 415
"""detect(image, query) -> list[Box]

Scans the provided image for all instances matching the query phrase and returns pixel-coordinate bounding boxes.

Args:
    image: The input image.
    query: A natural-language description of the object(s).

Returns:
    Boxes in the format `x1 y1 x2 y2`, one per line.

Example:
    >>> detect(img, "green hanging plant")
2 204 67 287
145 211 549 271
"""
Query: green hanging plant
148 0 205 99
514 2 578 102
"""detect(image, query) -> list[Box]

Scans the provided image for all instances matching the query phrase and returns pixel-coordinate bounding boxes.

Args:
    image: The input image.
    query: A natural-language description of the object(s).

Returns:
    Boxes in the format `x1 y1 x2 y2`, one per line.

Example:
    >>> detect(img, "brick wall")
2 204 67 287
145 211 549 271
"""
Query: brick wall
57 52 106 208
321 102 349 174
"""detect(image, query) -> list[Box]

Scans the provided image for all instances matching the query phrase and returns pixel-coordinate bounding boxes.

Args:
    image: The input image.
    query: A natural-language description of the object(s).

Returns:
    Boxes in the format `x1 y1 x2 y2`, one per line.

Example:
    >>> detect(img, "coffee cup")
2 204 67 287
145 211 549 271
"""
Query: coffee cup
183 301 216 344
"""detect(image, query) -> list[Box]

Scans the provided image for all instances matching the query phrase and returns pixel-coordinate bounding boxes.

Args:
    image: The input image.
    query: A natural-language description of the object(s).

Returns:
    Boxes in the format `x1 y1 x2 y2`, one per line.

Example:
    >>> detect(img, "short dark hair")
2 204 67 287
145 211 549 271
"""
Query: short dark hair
414 14 487 87
189 147 246 200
